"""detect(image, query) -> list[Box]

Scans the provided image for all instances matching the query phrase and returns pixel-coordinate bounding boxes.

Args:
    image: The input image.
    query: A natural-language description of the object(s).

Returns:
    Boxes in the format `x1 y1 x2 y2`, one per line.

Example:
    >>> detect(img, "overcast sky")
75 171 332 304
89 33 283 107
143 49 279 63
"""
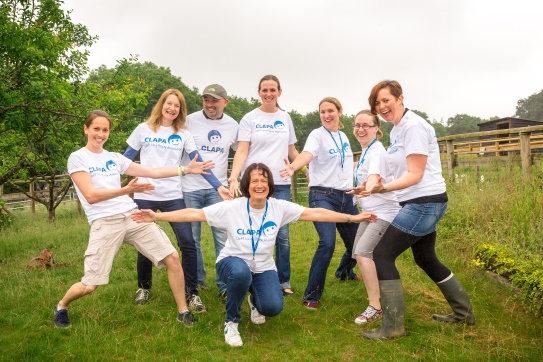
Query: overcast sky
62 0 543 123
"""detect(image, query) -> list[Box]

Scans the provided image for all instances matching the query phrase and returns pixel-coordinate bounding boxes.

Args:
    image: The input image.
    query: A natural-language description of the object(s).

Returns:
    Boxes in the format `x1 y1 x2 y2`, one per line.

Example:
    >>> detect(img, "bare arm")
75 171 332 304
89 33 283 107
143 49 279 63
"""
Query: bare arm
364 154 427 195
228 141 250 197
124 154 214 178
279 151 313 179
131 208 206 223
298 207 377 223
71 172 154 205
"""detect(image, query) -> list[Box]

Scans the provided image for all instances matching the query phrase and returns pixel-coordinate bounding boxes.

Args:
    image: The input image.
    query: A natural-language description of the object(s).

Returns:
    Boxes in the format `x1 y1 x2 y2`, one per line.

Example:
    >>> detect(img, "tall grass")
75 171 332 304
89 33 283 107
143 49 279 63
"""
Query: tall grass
1 178 543 361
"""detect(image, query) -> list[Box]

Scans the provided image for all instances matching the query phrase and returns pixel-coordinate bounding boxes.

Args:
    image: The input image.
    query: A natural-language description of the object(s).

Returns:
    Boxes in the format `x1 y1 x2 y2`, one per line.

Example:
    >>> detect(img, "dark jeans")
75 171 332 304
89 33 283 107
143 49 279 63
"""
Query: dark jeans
134 198 198 295
303 187 359 302
216 256 283 323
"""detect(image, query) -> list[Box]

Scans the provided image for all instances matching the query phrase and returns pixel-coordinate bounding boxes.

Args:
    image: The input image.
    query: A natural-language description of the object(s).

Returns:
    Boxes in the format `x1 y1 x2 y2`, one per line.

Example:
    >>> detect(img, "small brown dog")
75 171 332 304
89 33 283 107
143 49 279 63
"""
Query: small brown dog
26 249 70 270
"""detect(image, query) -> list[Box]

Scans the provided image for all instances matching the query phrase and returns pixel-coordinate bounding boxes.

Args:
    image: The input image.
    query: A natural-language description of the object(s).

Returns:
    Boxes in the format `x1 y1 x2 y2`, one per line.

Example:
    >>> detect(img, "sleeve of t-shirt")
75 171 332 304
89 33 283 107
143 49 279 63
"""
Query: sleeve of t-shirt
302 130 321 157
203 201 230 229
126 123 143 150
114 153 133 174
275 199 305 228
183 131 198 154
286 113 297 145
237 114 253 142
404 123 431 157
367 148 385 177
67 151 88 175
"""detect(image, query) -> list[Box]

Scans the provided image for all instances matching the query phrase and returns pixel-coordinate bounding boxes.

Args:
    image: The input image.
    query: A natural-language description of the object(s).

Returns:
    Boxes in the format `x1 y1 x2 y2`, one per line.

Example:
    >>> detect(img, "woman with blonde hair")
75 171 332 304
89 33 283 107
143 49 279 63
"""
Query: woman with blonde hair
123 89 224 312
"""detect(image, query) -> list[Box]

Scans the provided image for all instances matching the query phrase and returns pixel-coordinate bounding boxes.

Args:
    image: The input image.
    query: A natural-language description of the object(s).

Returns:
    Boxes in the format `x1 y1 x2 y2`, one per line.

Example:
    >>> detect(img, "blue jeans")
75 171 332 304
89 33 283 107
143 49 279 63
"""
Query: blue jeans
303 187 360 302
216 256 283 323
374 201 450 281
272 184 291 289
134 198 198 295
183 188 227 295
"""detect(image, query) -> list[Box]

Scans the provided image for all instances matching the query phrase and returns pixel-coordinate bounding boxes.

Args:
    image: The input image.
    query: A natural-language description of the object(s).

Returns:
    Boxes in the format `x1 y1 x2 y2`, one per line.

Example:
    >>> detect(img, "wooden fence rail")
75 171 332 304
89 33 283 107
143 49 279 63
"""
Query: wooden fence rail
438 125 543 180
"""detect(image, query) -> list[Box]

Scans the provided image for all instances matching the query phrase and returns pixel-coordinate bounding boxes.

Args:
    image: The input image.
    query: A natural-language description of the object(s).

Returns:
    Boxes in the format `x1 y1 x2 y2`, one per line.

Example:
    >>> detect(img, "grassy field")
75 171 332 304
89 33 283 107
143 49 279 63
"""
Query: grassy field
1 178 542 361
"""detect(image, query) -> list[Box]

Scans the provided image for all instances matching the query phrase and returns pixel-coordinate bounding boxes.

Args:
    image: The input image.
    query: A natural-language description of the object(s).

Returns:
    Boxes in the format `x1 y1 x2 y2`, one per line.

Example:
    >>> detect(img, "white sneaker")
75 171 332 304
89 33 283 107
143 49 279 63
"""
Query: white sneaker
224 321 243 347
248 295 266 324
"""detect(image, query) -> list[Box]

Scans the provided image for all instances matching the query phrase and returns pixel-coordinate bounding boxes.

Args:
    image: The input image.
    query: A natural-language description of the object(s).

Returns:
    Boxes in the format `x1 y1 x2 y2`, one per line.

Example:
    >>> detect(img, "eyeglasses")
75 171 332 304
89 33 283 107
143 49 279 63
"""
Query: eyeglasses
353 124 376 130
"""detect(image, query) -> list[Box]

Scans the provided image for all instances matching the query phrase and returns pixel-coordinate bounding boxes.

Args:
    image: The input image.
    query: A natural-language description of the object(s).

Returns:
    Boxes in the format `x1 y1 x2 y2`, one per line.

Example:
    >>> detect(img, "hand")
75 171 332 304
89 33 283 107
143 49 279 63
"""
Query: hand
351 212 378 223
279 158 294 180
126 177 155 195
360 176 384 197
217 185 233 200
228 177 241 197
346 184 365 196
131 209 157 223
185 154 214 175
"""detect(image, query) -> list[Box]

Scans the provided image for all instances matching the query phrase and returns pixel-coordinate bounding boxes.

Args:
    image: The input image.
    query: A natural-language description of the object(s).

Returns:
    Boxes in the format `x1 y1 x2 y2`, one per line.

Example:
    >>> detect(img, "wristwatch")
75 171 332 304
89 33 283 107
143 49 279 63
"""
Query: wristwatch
380 184 387 194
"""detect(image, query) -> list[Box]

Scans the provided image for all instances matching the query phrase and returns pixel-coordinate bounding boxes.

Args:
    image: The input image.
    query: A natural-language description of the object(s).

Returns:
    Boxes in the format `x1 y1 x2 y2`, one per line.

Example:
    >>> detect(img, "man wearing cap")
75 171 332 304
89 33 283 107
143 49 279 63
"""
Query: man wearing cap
181 84 238 298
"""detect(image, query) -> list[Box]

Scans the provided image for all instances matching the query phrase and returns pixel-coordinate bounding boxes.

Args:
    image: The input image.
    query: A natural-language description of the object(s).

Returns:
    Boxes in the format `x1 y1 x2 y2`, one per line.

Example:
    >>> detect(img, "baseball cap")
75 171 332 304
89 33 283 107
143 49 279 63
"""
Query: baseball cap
202 84 227 99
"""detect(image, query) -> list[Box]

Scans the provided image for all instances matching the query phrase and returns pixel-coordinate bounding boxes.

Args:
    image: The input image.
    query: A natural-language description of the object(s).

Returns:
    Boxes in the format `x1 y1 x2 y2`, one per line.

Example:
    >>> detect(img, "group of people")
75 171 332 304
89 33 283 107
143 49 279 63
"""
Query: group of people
54 76 476 347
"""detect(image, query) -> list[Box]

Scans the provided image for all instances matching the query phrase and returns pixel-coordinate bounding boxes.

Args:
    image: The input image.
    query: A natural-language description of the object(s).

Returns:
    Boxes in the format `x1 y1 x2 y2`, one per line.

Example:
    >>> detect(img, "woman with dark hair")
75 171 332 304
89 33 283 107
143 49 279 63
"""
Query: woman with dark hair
360 80 475 339
280 97 361 310
132 162 377 347
54 110 214 329
228 75 304 296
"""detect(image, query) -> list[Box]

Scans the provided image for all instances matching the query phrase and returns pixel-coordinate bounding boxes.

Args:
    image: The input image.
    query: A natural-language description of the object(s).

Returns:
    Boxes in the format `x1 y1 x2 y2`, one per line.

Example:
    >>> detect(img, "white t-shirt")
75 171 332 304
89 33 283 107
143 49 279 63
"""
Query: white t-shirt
354 140 401 223
204 197 305 273
126 123 197 201
303 127 354 190
68 147 136 224
386 110 446 202
238 108 297 186
181 111 238 191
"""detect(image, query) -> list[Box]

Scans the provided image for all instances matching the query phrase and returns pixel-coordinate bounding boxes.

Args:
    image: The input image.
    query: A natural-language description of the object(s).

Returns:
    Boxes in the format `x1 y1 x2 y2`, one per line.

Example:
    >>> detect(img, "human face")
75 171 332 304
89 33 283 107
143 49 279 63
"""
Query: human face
319 101 342 132
161 94 181 125
84 116 110 151
353 113 378 148
374 87 404 125
203 95 228 120
258 80 282 108
248 169 270 205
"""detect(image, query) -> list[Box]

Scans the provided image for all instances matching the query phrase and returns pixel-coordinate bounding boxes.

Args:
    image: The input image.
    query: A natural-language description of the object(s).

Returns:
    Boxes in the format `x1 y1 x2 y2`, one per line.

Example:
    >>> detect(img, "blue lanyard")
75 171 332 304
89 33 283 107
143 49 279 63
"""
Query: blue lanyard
246 199 268 259
354 138 377 187
324 127 345 170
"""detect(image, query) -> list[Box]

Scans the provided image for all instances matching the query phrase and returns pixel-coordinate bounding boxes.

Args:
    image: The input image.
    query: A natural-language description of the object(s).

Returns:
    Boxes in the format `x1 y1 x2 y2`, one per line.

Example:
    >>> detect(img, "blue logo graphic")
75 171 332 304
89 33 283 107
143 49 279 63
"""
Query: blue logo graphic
262 221 278 236
273 121 285 130
168 135 182 145
208 130 222 143
105 160 117 171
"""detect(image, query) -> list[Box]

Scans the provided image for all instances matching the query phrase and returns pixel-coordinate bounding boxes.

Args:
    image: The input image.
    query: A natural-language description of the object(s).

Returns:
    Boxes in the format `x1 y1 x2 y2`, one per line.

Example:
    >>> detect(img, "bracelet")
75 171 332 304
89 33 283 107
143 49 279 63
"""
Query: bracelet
301 166 308 173
181 166 186 176
177 166 182 176
347 215 351 223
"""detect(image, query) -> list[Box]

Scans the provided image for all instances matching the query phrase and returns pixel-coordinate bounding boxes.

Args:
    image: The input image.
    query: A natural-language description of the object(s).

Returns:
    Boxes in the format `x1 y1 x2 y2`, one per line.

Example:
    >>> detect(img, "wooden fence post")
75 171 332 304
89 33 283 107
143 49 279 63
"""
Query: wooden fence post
520 132 532 179
291 174 298 203
446 140 455 181
30 181 35 213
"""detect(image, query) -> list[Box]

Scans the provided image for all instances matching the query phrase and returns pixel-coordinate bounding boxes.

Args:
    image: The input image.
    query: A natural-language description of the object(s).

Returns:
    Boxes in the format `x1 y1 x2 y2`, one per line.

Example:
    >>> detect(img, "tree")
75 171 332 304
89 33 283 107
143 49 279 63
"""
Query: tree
515 89 543 120
446 114 482 136
0 1 148 221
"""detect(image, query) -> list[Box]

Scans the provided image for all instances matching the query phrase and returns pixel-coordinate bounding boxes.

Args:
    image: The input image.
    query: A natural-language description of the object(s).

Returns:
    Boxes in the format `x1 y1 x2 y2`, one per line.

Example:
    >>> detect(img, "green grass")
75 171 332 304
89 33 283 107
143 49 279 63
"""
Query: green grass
1 190 542 361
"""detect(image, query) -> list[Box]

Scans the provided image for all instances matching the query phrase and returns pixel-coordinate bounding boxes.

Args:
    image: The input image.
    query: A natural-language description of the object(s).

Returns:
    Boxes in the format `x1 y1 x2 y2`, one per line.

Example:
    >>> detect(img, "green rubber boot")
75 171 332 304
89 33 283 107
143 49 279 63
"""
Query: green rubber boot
432 275 476 326
362 279 406 340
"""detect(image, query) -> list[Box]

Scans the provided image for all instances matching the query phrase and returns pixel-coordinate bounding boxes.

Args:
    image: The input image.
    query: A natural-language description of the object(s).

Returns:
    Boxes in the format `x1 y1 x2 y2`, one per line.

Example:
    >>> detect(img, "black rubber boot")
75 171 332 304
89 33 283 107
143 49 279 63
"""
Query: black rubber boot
432 275 476 326
362 279 406 340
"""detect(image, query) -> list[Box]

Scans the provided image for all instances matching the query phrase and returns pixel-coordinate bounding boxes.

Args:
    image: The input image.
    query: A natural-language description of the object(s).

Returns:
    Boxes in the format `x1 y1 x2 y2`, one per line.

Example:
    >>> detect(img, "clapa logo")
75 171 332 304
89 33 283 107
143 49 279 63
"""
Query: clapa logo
168 135 182 145
342 142 351 152
208 130 222 143
105 160 117 171
273 121 285 130
262 221 278 236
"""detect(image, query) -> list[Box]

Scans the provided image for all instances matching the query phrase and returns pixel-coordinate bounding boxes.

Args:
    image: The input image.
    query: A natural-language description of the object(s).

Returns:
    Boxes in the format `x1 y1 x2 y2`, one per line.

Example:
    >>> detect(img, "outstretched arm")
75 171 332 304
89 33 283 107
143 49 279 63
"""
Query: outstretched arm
188 150 233 200
298 207 377 223
131 208 206 223
72 172 155 205
228 141 250 197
